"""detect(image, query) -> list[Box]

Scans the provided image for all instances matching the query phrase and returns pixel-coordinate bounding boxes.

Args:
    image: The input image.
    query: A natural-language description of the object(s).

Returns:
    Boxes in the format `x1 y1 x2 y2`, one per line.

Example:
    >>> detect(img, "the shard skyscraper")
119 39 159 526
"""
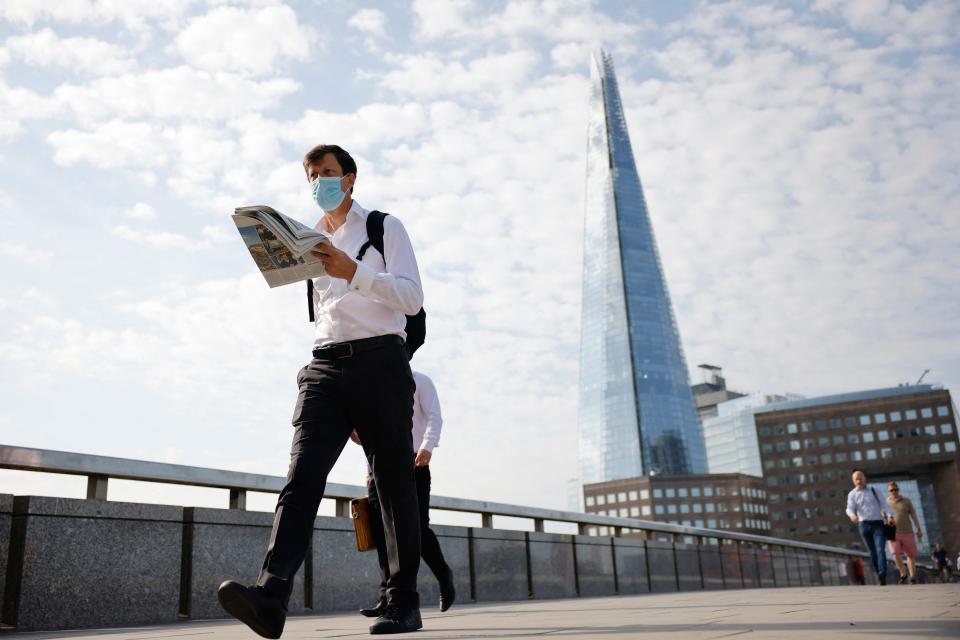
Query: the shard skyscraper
578 50 705 485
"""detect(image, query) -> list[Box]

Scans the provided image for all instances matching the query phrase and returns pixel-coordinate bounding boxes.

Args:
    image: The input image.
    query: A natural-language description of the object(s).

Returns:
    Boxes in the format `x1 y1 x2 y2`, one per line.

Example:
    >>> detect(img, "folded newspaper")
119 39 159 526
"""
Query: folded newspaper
232 205 332 288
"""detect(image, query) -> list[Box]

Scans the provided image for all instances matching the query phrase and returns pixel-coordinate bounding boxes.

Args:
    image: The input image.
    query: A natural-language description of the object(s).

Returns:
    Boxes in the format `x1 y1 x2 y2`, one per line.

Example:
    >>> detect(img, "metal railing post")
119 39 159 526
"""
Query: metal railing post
86 474 108 500
229 489 246 510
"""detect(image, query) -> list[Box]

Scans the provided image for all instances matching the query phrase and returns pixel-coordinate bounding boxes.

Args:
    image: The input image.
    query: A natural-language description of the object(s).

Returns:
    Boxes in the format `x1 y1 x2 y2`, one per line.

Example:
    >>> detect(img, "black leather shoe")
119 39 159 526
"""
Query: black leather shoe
217 581 286 639
369 604 423 635
439 568 456 612
360 596 388 618
878 575 887 586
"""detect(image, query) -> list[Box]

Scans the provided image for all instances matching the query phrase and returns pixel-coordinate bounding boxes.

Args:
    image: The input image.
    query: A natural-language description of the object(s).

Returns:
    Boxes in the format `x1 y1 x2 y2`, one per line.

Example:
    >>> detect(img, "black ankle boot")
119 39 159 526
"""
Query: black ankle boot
217 581 287 639
439 567 456 612
360 596 388 618
369 603 423 635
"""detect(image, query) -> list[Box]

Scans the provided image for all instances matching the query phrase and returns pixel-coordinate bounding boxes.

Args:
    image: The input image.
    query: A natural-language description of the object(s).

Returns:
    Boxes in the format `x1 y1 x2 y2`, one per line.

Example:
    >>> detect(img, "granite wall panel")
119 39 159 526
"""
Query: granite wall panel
674 544 701 591
471 528 528 602
613 538 649 594
646 541 677 593
528 532 576 599
573 535 615 596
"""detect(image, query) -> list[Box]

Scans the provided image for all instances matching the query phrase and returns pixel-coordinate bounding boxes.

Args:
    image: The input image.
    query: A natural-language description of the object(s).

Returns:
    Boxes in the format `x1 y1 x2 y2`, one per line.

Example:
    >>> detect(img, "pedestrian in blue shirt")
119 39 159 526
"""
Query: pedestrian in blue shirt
845 469 894 585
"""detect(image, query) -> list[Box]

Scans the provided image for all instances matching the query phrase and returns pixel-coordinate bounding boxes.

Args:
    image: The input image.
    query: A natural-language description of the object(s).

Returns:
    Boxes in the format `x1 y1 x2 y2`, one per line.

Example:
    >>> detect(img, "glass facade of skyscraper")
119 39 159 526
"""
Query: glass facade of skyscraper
578 50 706 485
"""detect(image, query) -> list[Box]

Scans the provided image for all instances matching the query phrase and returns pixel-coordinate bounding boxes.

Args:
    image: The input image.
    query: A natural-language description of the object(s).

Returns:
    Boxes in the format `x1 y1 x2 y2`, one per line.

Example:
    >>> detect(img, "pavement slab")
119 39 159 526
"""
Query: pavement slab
8 585 960 640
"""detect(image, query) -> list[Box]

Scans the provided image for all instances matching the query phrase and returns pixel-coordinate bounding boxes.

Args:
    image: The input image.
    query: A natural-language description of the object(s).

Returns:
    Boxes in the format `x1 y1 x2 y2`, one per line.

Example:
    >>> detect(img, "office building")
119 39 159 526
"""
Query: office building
583 473 770 537
754 385 960 554
578 49 705 485
692 364 746 421
704 392 802 476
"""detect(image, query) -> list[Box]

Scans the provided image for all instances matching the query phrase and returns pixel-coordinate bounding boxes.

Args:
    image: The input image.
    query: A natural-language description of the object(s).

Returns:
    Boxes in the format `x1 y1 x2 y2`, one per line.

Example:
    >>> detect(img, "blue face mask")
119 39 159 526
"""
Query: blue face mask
311 175 350 212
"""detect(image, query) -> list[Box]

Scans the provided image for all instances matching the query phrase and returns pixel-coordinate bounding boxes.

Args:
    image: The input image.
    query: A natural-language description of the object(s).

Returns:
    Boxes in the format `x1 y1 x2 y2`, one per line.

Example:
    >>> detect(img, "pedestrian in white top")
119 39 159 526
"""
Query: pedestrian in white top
218 144 424 637
845 469 894 585
353 370 455 617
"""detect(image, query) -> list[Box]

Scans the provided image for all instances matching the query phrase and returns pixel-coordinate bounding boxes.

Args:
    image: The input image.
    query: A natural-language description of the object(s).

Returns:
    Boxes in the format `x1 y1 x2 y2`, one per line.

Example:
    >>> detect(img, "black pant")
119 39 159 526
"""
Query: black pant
256 341 421 608
368 465 448 596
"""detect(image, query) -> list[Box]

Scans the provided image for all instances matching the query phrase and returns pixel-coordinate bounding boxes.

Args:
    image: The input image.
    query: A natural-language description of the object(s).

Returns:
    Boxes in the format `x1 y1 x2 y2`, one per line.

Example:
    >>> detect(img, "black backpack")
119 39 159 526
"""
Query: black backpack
306 210 426 358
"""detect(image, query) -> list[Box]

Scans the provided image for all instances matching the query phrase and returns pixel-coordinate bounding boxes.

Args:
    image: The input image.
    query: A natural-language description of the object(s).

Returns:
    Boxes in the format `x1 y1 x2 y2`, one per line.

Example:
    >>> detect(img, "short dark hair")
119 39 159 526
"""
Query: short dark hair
851 468 865 476
302 144 357 177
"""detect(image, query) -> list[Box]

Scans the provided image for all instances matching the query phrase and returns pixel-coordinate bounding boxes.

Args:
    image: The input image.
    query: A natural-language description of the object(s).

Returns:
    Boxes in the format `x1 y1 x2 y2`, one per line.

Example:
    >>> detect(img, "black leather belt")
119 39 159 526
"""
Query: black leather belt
312 335 403 360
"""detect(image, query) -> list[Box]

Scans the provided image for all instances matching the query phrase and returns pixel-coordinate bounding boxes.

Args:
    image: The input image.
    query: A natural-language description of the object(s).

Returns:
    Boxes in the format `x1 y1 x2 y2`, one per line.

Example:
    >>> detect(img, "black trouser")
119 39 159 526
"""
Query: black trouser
257 339 421 608
368 464 448 597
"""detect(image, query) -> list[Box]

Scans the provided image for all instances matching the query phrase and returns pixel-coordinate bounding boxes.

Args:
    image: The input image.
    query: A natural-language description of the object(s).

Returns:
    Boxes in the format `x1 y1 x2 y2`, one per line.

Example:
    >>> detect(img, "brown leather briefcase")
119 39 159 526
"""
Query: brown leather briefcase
350 497 376 552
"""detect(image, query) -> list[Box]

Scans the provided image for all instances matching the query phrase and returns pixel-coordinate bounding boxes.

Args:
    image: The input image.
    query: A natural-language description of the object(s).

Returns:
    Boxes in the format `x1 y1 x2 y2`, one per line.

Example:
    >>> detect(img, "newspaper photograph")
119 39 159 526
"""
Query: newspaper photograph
232 205 332 288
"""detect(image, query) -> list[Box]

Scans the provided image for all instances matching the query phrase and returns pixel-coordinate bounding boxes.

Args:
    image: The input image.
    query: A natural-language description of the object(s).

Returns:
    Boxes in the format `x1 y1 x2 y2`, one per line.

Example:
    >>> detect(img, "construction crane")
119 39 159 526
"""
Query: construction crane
916 369 931 385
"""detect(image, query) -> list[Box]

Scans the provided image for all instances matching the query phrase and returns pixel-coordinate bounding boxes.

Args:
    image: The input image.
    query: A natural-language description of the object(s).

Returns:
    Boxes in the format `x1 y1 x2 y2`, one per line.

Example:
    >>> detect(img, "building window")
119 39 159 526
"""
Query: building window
894 429 905 439
921 408 933 418
774 424 785 435
832 435 843 446
792 457 803 467
818 436 829 447
937 405 949 417
693 503 702 513
835 452 847 462
680 504 690 513
859 415 871 426
790 440 801 450
848 434 860 444
851 451 862 461
586 496 595 506
665 488 675 498
640 489 649 500
896 446 907 457
704 487 714 497
630 506 639 517
804 439 816 449
878 430 890 441
830 418 842 429
717 487 726 496
653 489 662 498
821 453 833 464
881 448 892 459
844 416 856 427
758 426 770 437
678 488 688 498
890 411 902 422
706 503 716 512
925 425 937 436
940 424 954 434
946 442 957 453
787 423 798 434
866 449 877 460
654 505 665 515
905 409 917 420
775 442 787 452
910 426 922 437
641 505 652 515
597 495 606 505
607 493 616 503
816 419 827 431
618 492 627 502
929 443 942 454
691 487 701 497
761 443 774 453
874 413 886 424
628 490 638 501
667 504 677 514
863 432 874 443
912 443 923 454
619 508 628 517
707 519 717 528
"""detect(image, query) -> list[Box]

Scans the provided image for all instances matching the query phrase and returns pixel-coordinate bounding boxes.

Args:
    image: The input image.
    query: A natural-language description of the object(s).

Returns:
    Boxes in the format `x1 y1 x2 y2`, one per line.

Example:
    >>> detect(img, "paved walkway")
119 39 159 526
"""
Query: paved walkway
14 585 960 639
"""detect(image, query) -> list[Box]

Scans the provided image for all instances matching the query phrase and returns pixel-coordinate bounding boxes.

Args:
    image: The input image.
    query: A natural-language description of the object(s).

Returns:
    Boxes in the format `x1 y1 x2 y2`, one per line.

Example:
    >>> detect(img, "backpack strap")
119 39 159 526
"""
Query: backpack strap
355 210 388 263
306 278 315 322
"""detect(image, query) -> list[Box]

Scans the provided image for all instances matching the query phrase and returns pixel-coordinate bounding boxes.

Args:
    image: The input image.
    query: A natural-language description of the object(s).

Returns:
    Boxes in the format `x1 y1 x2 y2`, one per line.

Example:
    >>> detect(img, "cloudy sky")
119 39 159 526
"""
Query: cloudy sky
0 0 957 516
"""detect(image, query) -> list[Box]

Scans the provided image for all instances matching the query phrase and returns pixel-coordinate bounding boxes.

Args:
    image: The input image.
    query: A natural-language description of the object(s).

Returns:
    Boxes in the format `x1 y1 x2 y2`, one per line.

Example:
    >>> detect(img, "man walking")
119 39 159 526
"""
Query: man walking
845 469 893 585
218 144 425 636
355 369 456 617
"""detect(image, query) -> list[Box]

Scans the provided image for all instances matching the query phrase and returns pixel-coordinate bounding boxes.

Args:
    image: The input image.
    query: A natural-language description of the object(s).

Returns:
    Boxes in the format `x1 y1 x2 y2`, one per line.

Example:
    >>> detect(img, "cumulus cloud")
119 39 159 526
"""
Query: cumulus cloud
124 202 156 220
348 8 387 37
174 4 313 75
0 242 52 264
0 0 193 31
110 225 209 250
5 28 136 75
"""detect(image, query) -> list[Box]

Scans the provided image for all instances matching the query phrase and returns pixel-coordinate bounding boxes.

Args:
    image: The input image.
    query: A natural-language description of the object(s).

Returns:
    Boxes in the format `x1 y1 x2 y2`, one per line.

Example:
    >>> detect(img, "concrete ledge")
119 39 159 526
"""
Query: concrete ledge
645 540 677 592
612 537 649 594
7 496 182 631
186 507 306 620
471 528 528 602
528 532 576 599
573 534 615 596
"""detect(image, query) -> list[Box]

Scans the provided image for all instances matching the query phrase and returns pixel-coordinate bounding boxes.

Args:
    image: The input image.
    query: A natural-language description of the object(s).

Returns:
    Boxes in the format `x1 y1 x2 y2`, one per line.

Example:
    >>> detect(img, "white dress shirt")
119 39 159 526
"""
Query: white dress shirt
845 486 893 522
311 200 423 347
412 371 442 453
